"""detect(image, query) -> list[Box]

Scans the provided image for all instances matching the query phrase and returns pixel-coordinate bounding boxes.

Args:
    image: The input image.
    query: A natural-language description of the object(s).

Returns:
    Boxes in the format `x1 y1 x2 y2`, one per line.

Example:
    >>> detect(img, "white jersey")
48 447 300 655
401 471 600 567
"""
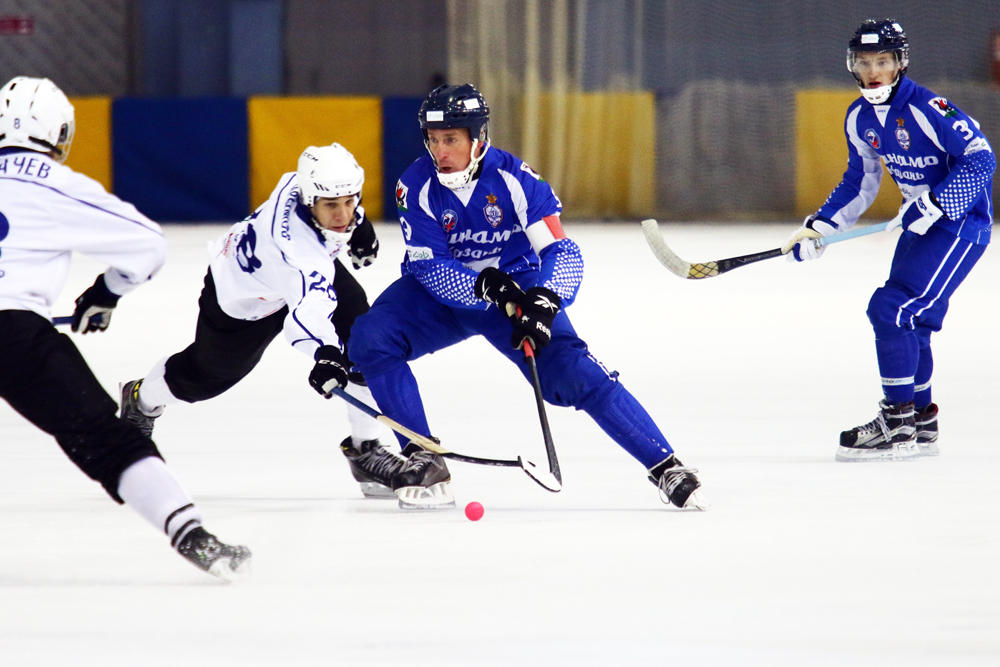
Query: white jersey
208 172 347 358
0 149 165 318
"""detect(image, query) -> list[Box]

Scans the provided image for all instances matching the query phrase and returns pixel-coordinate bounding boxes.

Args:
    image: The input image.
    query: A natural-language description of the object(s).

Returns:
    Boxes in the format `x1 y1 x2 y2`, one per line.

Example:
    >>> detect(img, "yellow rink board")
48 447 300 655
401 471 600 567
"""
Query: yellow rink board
65 96 112 192
532 91 654 218
248 97 383 220
795 89 901 220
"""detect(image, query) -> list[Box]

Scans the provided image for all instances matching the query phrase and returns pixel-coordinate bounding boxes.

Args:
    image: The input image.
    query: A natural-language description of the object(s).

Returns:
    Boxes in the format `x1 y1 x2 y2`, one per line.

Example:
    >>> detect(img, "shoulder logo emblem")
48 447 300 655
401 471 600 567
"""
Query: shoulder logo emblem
864 128 881 150
519 162 543 181
395 180 408 211
928 97 956 118
484 193 503 228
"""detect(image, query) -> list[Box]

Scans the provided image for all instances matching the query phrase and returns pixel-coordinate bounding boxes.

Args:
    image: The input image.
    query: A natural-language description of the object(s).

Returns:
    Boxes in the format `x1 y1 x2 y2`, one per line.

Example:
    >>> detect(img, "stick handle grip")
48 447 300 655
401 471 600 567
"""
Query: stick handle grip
815 221 889 248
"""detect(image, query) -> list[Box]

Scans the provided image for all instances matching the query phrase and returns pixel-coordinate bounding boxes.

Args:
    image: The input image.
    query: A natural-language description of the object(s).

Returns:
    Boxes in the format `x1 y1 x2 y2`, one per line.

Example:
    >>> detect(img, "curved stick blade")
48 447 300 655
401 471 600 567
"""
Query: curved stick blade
520 457 562 492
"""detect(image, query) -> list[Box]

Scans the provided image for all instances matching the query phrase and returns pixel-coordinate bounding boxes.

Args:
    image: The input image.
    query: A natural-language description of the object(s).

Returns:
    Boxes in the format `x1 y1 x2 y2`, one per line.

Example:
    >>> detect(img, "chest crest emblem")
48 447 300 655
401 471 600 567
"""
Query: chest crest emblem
483 193 503 228
895 117 910 151
864 128 881 151
441 209 458 233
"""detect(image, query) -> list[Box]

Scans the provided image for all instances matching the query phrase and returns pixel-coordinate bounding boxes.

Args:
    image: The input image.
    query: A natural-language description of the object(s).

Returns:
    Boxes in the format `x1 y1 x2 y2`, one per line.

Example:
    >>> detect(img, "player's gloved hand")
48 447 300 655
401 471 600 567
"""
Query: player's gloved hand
348 211 379 269
507 287 562 352
71 273 121 334
309 345 350 398
474 266 524 307
887 191 944 235
782 215 838 262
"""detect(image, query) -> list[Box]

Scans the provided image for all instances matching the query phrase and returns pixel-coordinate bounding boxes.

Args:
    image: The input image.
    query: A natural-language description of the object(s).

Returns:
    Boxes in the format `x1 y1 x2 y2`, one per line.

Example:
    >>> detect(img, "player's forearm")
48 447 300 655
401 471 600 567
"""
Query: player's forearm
932 145 996 221
536 238 584 305
409 259 489 309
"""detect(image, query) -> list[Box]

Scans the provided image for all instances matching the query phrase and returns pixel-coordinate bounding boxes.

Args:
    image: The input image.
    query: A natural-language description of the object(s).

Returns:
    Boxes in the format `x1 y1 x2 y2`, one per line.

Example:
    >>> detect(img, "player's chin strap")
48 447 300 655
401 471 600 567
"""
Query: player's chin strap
435 140 490 190
315 200 363 244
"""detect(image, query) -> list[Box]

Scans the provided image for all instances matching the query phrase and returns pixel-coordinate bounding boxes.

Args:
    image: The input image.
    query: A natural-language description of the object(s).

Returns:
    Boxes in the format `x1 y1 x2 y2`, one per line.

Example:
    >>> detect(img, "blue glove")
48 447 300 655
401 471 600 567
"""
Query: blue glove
887 191 945 235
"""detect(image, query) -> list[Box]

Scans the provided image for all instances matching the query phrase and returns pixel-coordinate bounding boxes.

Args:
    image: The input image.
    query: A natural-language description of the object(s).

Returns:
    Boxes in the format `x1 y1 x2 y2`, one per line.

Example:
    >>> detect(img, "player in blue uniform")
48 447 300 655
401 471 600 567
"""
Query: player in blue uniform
350 84 706 510
783 20 995 462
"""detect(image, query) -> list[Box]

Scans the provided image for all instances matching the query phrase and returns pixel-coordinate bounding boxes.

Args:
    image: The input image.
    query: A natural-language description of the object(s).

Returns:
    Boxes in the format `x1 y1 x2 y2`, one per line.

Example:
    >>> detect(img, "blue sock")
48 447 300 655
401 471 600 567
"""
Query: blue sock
589 384 673 469
914 345 933 409
365 364 432 450
875 334 919 405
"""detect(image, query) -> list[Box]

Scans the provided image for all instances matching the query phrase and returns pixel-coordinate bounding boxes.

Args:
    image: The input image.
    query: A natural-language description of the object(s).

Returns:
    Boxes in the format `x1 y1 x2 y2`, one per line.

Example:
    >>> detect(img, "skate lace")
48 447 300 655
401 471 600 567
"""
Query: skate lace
359 446 405 479
657 466 699 505
856 413 891 441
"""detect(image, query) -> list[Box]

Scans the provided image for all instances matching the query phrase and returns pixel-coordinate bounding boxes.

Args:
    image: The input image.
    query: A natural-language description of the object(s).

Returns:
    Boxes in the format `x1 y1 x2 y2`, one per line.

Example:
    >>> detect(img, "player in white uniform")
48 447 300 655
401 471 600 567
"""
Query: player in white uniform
120 144 405 497
0 76 250 579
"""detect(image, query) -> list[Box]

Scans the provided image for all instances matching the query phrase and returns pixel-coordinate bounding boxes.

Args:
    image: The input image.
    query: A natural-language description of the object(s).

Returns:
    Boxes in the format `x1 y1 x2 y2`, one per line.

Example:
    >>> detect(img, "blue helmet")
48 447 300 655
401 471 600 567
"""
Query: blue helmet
418 83 490 145
418 83 491 189
847 19 909 104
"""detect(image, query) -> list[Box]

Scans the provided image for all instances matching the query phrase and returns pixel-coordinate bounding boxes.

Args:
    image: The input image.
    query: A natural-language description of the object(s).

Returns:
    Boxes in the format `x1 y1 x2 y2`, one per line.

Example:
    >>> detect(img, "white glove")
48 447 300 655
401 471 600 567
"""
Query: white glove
886 191 944 235
782 215 837 262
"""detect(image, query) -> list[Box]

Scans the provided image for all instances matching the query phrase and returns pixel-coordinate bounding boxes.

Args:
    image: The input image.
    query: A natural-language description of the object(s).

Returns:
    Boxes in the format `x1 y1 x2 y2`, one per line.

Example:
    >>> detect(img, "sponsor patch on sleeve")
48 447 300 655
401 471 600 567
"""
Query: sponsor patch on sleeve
406 245 434 262
964 137 991 156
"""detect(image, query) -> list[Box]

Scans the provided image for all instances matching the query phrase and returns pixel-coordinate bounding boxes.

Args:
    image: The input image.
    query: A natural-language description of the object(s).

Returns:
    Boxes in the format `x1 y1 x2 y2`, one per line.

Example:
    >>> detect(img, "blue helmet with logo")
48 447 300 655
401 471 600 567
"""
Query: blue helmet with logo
418 83 491 189
418 83 490 144
847 19 909 104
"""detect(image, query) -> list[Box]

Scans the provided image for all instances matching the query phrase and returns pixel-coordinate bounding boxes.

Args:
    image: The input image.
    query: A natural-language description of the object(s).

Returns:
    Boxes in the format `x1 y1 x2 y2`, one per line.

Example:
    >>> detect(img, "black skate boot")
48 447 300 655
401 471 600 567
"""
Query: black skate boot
391 442 455 510
915 403 939 457
340 437 407 498
836 400 919 462
648 454 707 509
119 379 163 439
176 527 252 581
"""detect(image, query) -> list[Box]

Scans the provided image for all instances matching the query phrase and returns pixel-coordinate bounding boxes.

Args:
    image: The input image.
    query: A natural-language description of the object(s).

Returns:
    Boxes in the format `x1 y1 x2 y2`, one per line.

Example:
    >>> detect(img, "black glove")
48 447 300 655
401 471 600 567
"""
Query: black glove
71 273 120 334
508 286 562 352
474 267 524 307
309 345 350 398
348 214 379 269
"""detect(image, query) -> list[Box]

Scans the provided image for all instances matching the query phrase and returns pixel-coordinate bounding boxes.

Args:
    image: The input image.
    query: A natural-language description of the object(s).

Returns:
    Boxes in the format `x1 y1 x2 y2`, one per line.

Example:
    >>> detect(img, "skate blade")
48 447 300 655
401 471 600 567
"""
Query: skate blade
520 457 561 492
359 482 397 498
683 489 710 510
208 555 252 582
396 481 456 510
918 442 940 457
835 441 921 462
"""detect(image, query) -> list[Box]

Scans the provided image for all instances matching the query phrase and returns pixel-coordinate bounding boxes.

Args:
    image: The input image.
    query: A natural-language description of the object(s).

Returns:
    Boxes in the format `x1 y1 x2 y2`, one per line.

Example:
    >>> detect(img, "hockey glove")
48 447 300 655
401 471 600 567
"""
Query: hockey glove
887 191 945 236
309 345 350 398
71 273 121 334
348 213 379 269
508 287 562 352
782 215 838 262
474 267 524 307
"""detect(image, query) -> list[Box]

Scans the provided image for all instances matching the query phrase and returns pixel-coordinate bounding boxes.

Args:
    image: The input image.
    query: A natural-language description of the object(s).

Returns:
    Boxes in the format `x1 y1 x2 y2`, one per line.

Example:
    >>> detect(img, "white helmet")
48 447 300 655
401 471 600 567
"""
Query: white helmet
0 77 75 163
297 143 365 207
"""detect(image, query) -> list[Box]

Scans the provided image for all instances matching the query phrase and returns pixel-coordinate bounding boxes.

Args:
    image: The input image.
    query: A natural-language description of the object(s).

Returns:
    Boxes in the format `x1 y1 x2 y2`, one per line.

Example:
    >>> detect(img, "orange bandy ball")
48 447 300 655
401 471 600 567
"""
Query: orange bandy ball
465 501 484 521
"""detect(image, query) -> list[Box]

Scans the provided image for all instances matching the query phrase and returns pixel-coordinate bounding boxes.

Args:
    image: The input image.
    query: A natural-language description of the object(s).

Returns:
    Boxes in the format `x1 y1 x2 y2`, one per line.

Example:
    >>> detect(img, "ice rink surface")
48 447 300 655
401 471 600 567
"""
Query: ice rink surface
2 221 998 666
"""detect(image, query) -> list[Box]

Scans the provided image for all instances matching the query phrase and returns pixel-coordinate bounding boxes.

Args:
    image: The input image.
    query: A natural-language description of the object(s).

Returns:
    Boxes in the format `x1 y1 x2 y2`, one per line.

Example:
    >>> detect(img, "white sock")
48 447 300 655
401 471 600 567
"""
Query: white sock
117 456 203 547
138 356 181 413
346 382 382 445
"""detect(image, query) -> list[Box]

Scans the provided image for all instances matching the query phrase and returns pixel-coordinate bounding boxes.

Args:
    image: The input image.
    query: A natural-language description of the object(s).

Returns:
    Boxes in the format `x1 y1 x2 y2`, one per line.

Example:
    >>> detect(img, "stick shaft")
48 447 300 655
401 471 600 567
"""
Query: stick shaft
522 343 562 483
330 387 521 467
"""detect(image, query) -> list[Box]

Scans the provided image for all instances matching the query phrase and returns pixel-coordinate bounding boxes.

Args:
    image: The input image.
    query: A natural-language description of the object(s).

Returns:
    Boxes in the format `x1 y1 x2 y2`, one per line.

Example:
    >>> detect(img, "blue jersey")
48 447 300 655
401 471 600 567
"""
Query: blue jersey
819 76 995 245
394 146 583 309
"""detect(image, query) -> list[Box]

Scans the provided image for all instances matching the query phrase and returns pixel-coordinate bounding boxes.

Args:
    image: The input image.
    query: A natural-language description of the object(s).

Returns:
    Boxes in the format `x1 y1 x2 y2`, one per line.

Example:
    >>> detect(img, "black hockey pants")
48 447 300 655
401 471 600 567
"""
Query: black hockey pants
0 310 162 503
164 259 370 403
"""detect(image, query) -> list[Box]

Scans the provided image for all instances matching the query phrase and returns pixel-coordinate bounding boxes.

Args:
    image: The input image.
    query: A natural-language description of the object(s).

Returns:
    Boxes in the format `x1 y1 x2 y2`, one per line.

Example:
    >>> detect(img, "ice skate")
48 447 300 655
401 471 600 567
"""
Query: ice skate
339 436 406 498
648 454 708 510
119 379 162 439
176 527 252 581
836 400 920 462
915 403 939 457
391 443 455 510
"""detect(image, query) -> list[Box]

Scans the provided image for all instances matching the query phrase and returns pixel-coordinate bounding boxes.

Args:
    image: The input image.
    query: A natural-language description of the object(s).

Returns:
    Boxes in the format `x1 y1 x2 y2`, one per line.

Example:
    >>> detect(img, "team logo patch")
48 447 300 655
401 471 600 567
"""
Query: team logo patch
864 128 881 150
520 161 543 181
484 194 503 227
235 226 262 274
895 117 910 151
441 209 458 233
395 180 408 211
929 97 956 118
